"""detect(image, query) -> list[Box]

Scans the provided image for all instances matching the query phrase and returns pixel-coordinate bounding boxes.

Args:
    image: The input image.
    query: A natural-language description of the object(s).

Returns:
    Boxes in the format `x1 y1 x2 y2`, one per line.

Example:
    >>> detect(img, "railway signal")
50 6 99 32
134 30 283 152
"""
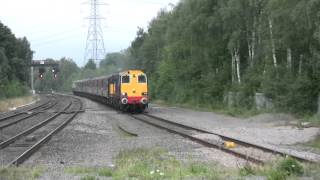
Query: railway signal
52 67 59 79
30 60 59 93
38 68 45 79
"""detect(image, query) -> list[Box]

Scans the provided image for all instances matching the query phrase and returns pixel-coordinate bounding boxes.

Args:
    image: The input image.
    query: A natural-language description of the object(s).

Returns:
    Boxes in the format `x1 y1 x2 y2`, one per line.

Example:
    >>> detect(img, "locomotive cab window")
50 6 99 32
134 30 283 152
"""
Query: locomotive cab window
122 75 130 83
138 75 147 83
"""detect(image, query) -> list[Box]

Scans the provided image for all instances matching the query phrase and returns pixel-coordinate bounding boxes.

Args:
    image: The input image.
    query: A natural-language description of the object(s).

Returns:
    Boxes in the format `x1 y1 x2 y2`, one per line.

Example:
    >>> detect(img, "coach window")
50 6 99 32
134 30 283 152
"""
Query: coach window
122 75 130 83
138 75 146 83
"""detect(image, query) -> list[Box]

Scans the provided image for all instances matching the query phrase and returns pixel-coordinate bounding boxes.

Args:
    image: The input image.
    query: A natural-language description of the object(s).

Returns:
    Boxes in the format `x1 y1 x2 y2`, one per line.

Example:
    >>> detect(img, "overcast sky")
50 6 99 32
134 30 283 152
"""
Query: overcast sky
0 0 179 67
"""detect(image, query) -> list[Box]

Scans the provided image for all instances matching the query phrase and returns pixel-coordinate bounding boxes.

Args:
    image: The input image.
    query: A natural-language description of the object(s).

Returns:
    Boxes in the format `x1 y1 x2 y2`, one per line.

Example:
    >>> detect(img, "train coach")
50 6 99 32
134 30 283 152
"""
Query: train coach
72 70 148 112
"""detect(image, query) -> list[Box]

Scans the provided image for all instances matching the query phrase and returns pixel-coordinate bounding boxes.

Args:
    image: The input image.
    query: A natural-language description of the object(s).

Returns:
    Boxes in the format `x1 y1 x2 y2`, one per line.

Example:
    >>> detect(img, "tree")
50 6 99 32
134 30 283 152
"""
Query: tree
0 21 33 98
123 0 320 114
84 59 96 70
0 48 9 84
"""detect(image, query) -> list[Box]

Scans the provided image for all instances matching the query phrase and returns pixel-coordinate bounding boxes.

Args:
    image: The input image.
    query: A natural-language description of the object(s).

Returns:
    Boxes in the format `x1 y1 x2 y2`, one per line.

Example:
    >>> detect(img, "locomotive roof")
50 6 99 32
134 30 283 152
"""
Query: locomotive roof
73 75 111 83
73 70 145 83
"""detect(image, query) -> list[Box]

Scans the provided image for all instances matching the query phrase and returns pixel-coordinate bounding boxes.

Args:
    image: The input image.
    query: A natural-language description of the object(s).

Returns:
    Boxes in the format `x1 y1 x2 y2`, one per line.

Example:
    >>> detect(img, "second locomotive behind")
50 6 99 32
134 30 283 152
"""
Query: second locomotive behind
73 70 148 112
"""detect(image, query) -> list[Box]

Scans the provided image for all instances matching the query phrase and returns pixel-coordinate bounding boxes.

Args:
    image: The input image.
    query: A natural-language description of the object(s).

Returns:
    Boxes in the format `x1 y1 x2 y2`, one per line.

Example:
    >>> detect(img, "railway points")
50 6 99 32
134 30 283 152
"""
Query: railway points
0 94 83 167
0 95 52 121
71 83 320 168
1 93 316 179
130 113 320 164
0 97 58 130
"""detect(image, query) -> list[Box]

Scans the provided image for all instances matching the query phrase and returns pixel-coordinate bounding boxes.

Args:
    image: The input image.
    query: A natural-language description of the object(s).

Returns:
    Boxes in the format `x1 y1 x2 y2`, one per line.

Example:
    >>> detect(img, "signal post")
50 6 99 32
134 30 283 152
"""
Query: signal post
30 60 59 94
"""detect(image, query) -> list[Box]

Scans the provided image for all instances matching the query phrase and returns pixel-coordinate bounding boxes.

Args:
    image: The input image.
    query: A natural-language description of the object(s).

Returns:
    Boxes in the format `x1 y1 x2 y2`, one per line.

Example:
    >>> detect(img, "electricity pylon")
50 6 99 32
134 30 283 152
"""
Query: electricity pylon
84 0 107 67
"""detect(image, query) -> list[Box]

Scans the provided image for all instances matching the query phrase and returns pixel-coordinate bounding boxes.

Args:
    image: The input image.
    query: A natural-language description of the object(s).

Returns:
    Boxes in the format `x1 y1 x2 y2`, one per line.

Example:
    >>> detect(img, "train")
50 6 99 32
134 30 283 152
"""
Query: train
72 70 148 112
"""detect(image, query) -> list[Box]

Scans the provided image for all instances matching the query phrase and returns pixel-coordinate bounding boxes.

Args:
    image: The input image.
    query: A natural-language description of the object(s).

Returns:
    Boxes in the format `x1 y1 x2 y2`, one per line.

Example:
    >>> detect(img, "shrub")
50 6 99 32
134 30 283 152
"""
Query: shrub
0 80 28 99
266 169 287 180
80 175 97 180
239 164 256 176
278 157 303 176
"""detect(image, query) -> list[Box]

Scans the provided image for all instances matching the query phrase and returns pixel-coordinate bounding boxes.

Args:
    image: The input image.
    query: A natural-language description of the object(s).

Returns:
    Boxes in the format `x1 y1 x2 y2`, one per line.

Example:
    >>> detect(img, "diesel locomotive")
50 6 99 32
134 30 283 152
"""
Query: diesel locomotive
72 70 148 112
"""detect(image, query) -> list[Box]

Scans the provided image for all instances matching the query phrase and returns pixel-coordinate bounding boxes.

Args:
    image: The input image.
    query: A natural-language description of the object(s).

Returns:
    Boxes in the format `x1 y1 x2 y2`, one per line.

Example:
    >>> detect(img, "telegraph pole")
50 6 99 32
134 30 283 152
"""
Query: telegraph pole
31 66 34 94
84 0 107 67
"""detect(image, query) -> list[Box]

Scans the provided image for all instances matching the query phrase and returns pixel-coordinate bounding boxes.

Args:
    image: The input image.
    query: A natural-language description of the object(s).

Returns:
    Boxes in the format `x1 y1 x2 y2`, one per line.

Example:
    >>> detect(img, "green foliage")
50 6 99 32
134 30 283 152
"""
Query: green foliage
84 59 96 70
260 65 319 114
65 166 113 179
278 157 303 176
0 21 32 99
112 148 226 179
34 58 80 92
65 167 98 174
266 169 287 180
97 168 113 177
100 52 128 73
33 52 131 92
0 80 28 99
0 166 45 180
237 158 305 179
22 0 320 116
303 114 320 127
30 167 46 179
188 163 210 175
123 0 320 115
303 163 320 178
239 164 256 176
80 175 97 180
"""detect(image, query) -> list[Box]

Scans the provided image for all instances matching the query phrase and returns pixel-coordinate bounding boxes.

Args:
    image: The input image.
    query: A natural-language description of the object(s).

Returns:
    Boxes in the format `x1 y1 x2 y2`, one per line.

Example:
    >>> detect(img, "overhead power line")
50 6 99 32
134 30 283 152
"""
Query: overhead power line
116 0 173 5
32 33 81 47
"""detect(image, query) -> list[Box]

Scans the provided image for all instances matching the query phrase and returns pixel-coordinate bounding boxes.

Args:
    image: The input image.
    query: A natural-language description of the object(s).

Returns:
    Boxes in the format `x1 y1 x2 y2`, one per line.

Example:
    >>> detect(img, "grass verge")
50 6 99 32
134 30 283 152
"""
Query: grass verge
238 157 320 179
0 95 37 112
65 148 235 179
302 114 320 127
0 166 46 180
112 148 233 179
65 166 113 177
65 148 320 179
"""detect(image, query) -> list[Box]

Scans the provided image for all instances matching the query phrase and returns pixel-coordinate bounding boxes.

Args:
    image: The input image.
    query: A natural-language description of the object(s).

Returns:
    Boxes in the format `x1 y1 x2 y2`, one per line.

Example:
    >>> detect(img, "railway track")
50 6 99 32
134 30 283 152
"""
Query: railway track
0 94 83 167
131 113 319 165
0 95 55 123
0 96 59 130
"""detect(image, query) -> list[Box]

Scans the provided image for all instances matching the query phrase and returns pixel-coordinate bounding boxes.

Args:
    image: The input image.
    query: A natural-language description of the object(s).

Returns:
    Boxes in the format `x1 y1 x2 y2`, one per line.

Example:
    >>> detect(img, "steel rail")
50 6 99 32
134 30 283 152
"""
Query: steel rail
7 96 83 166
131 114 264 165
0 99 59 130
142 114 317 164
117 124 138 137
0 95 55 122
29 110 86 114
0 101 72 149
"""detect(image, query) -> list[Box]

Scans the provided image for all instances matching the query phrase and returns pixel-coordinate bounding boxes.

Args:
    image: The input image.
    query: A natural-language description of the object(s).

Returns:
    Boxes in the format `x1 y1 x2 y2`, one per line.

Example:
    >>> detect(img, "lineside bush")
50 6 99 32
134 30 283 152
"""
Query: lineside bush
0 80 29 99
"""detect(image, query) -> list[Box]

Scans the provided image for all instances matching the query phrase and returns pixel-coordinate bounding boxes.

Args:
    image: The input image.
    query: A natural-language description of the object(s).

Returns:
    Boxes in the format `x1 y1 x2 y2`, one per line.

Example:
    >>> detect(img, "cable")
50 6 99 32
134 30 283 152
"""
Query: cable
116 0 176 5
32 33 83 47
30 27 83 43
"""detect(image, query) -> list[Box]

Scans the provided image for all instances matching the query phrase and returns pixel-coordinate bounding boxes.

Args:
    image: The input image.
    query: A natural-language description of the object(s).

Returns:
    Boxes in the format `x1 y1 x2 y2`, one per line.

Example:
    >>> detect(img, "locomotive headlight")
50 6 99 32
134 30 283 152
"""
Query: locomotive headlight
141 98 148 105
122 92 127 96
121 98 128 104
142 92 148 96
